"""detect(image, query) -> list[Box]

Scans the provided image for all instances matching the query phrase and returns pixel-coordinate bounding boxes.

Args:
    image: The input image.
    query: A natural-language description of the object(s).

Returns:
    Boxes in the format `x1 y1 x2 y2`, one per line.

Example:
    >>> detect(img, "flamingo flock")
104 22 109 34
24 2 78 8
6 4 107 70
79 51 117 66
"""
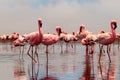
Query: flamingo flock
0 18 119 63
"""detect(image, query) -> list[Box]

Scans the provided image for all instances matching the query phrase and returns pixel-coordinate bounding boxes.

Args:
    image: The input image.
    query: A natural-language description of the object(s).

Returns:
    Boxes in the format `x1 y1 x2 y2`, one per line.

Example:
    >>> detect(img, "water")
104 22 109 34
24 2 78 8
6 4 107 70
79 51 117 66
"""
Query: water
0 43 120 80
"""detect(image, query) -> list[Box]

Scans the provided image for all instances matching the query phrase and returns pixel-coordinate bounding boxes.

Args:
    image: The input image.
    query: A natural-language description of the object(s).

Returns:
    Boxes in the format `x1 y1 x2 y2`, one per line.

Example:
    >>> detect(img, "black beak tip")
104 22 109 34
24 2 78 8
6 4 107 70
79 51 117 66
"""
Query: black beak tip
114 23 117 29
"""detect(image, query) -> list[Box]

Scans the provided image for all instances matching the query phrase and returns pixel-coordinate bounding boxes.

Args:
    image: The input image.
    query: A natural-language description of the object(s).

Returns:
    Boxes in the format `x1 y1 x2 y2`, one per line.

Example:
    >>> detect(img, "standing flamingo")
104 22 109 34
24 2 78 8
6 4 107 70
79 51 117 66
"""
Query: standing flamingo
24 18 43 63
75 25 92 41
96 20 117 63
41 26 61 78
13 35 26 59
42 26 61 53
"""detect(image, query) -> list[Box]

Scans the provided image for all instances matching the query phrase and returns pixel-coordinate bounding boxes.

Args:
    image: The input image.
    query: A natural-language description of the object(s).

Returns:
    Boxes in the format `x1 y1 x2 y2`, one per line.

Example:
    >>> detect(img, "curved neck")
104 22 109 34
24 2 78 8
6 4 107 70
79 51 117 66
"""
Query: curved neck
110 23 116 39
38 21 43 38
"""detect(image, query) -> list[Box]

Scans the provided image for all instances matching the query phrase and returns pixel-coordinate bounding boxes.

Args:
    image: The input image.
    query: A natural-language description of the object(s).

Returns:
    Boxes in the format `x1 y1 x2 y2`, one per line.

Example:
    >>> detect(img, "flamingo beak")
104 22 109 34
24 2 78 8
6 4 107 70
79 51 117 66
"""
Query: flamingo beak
38 20 42 27
113 23 117 29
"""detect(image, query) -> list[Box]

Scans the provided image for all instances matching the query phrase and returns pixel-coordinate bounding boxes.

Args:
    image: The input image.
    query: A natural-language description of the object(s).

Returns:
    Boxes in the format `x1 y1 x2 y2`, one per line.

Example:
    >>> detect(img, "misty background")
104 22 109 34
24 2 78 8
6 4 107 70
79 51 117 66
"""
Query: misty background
0 0 120 35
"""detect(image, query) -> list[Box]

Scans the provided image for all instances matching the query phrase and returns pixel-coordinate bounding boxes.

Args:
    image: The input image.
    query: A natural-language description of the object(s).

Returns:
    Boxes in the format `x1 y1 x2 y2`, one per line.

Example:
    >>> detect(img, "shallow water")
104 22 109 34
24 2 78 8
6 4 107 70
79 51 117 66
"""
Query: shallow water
0 43 120 80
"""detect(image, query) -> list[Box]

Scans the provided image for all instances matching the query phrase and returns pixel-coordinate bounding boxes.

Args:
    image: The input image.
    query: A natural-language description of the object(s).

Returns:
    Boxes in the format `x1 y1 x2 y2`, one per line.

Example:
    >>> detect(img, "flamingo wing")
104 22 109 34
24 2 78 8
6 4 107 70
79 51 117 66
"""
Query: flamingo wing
96 32 111 42
42 34 55 45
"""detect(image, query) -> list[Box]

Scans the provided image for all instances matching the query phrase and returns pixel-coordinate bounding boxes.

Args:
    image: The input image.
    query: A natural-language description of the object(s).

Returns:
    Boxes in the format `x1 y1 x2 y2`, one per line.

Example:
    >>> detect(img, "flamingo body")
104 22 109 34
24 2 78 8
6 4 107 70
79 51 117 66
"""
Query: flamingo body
42 33 59 45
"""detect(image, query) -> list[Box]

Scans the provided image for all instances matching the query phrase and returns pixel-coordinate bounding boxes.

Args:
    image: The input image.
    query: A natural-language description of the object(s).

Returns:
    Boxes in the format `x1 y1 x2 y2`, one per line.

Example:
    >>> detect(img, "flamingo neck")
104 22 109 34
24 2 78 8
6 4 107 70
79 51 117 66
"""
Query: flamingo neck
58 29 62 36
110 23 116 40
38 26 43 38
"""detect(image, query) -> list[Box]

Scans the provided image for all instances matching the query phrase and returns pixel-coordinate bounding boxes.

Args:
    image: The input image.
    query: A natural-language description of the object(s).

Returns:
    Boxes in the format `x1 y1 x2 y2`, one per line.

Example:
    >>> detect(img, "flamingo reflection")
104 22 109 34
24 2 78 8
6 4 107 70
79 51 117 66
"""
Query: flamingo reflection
98 52 116 80
81 49 95 80
28 51 40 80
13 59 26 80
40 52 58 80
98 62 116 80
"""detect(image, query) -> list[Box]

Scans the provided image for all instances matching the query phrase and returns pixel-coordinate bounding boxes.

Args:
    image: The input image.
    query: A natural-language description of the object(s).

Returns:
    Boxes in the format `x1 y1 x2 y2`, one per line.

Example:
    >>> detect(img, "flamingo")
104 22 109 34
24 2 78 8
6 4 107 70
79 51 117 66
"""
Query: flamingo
58 29 67 53
42 26 61 58
61 32 78 53
24 18 43 63
8 32 19 41
0 34 9 42
41 26 61 78
13 35 26 59
81 33 97 54
0 34 9 51
84 30 106 54
75 25 92 41
95 20 117 63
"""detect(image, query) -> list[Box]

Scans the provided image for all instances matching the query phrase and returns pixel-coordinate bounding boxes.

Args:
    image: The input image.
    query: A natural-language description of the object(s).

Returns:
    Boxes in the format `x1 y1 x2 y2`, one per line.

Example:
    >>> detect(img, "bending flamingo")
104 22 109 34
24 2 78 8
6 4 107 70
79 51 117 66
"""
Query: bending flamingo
96 20 117 63
24 18 43 63
8 32 19 41
13 35 26 59
81 33 97 54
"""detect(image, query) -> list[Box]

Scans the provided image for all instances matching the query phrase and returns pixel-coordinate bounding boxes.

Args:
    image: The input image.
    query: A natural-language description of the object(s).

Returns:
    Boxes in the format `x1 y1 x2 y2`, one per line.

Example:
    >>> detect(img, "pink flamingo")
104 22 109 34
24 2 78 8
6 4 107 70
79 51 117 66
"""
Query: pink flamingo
0 34 9 51
41 26 61 78
0 34 9 42
8 32 19 41
24 18 43 63
96 20 117 63
42 26 61 54
13 35 26 59
81 33 97 54
58 29 67 53
62 32 78 53
42 26 61 52
75 25 92 40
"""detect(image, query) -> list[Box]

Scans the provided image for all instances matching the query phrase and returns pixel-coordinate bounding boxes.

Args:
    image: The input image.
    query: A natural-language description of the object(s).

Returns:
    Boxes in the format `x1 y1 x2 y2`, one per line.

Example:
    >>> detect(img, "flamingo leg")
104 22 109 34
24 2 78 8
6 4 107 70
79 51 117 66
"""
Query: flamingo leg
98 62 104 80
27 45 37 63
118 39 120 49
99 45 103 63
90 45 94 54
21 46 24 60
86 45 88 55
34 46 40 76
46 45 49 77
19 46 21 60
74 42 76 53
107 45 111 63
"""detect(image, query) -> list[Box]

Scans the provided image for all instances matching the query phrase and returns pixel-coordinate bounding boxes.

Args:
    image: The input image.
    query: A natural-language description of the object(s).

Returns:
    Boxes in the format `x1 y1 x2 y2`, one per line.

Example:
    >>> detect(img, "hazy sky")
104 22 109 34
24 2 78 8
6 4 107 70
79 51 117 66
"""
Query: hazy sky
0 0 120 35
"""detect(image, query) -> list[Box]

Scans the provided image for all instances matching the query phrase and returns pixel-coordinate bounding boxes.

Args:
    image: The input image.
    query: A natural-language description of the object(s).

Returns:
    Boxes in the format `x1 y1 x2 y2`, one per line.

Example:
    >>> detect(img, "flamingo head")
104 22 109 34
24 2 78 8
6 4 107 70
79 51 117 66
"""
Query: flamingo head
111 20 117 29
99 29 105 34
38 18 42 27
80 25 85 32
72 32 75 35
56 26 62 35
81 38 88 45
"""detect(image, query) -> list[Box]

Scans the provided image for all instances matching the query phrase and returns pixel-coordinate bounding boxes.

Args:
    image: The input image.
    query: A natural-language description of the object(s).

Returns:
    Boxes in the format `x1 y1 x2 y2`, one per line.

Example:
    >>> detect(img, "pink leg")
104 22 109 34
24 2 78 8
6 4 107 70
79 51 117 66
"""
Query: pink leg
99 45 103 63
86 45 88 55
27 45 37 63
90 45 94 54
107 45 111 63
46 45 49 77
35 46 40 76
